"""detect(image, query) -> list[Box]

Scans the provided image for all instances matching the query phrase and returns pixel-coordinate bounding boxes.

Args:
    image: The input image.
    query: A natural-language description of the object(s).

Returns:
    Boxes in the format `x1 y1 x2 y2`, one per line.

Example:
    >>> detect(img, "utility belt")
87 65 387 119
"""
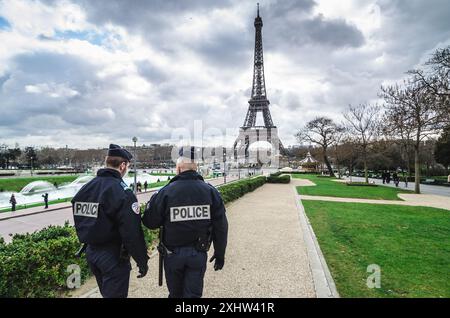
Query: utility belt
161 235 212 255
75 242 130 261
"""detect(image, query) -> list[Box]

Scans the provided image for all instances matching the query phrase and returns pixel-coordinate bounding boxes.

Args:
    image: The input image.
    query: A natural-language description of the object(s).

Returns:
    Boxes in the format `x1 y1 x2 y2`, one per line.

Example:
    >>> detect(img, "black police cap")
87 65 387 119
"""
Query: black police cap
107 144 133 161
178 146 196 160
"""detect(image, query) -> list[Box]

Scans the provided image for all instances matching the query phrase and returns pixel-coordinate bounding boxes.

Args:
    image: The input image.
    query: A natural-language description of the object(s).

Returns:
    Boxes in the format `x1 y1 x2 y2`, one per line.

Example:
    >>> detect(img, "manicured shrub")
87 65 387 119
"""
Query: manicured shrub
140 203 159 246
346 182 378 187
218 176 266 204
0 222 90 297
0 218 159 298
267 174 291 184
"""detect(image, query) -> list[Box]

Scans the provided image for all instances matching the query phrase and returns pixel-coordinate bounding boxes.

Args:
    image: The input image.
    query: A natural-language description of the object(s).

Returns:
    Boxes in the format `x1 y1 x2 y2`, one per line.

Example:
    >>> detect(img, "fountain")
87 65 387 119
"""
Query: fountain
20 181 56 194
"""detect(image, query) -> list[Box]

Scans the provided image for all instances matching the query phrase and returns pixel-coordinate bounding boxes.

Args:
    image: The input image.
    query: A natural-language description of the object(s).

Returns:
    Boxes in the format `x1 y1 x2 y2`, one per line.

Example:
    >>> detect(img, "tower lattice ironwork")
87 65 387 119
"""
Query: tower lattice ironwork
243 3 275 128
233 4 284 164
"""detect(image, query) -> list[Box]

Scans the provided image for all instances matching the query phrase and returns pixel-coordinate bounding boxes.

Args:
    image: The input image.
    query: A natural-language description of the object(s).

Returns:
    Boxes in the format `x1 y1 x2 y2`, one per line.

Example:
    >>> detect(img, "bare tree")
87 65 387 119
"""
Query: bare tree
381 79 446 193
381 103 414 178
343 103 381 183
338 138 360 179
331 126 348 178
408 46 450 122
296 117 344 177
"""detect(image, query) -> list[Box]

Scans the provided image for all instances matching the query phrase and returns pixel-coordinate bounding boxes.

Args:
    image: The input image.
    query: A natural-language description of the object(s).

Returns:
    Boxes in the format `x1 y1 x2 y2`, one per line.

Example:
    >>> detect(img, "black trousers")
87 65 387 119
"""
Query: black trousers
164 246 207 298
86 245 131 298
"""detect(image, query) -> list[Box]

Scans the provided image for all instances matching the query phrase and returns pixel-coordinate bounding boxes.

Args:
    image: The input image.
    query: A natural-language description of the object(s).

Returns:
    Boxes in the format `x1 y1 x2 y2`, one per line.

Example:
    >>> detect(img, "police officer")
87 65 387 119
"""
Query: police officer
143 146 228 298
72 144 149 298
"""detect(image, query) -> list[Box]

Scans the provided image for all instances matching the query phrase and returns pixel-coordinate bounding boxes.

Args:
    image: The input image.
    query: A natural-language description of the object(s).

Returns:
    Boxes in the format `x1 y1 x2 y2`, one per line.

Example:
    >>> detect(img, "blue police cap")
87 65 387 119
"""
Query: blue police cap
107 144 133 161
178 146 196 160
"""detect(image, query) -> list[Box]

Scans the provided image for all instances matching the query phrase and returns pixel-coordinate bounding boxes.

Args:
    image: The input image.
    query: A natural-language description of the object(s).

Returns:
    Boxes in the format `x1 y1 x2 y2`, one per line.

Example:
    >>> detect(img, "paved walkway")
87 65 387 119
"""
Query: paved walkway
72 181 319 298
0 177 237 243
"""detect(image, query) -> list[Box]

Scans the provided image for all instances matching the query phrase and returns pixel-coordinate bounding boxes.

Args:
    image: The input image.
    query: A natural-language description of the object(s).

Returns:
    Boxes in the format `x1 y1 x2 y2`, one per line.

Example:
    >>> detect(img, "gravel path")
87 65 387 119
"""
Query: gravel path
73 182 316 298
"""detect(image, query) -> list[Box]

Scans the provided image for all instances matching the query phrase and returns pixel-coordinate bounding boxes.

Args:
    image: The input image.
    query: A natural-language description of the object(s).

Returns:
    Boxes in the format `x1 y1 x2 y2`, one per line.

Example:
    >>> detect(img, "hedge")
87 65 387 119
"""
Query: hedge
0 217 157 298
267 174 291 184
218 176 266 204
0 222 90 297
346 182 378 187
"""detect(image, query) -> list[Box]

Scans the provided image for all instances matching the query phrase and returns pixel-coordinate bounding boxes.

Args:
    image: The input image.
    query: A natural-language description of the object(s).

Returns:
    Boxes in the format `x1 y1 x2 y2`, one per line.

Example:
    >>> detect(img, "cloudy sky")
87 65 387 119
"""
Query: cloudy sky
1 0 450 149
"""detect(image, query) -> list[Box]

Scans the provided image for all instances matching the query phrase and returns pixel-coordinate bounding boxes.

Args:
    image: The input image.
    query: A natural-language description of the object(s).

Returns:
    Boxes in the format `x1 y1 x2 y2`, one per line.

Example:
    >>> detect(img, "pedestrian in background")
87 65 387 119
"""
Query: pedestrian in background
42 193 49 209
9 194 16 212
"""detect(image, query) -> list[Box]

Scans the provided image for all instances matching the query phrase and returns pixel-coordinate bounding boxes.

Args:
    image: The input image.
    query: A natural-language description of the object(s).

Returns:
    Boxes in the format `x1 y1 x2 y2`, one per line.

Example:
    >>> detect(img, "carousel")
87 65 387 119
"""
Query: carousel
298 151 319 172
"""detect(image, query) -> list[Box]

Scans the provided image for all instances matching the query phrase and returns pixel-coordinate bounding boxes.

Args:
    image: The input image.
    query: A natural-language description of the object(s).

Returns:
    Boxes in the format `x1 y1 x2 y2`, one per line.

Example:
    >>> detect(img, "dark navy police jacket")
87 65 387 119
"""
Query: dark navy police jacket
72 168 148 267
143 170 228 260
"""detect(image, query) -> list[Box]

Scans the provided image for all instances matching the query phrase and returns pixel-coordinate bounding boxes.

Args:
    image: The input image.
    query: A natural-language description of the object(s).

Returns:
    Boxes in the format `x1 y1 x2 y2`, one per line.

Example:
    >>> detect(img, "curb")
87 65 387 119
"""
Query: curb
0 204 72 221
293 188 340 298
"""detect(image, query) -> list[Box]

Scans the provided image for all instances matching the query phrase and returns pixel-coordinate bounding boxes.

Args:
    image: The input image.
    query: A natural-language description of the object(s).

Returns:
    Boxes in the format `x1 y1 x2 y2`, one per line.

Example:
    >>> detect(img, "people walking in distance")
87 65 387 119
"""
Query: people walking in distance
393 172 400 187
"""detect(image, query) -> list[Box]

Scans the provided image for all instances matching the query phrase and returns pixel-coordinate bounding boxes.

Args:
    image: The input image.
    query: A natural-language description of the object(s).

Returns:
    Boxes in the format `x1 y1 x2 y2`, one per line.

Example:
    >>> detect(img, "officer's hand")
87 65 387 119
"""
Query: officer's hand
137 263 148 278
209 255 224 271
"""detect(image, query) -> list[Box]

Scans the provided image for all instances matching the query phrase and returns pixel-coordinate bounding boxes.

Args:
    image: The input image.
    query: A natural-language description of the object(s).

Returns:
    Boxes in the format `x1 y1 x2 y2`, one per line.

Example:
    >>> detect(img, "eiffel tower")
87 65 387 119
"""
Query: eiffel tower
233 4 283 164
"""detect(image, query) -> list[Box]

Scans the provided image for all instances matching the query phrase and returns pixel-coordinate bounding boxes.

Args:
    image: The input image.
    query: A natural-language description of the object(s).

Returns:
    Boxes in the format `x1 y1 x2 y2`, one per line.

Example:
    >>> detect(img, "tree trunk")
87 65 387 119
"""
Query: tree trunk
323 149 335 177
405 152 411 177
414 147 421 194
337 162 341 178
364 153 369 183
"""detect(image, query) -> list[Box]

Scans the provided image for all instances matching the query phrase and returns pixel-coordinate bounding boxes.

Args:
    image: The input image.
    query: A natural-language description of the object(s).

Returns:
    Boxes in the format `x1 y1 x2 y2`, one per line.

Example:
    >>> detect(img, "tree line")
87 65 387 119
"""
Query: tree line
0 144 174 171
296 46 450 194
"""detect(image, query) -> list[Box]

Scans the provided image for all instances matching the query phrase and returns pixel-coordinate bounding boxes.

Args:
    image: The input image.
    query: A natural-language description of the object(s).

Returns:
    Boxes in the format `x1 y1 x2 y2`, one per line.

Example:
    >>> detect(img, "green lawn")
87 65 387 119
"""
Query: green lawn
294 174 411 200
0 175 80 193
302 200 450 298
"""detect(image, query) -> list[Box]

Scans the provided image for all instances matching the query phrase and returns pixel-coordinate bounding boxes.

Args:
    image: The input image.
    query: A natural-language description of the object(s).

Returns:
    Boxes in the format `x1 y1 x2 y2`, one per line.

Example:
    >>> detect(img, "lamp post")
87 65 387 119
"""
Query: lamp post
30 156 34 177
223 147 227 184
132 137 138 195
0 145 7 169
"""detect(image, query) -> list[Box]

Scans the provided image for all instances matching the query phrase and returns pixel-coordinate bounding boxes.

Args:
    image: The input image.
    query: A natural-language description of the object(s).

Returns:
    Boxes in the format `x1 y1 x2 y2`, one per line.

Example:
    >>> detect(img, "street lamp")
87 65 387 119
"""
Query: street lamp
223 147 227 184
30 156 34 176
132 137 138 195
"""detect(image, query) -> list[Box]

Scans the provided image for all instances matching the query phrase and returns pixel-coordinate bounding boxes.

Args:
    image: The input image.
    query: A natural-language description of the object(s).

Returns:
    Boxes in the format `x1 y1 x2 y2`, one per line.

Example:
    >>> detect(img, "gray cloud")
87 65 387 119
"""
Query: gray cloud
264 0 365 50
298 15 365 48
